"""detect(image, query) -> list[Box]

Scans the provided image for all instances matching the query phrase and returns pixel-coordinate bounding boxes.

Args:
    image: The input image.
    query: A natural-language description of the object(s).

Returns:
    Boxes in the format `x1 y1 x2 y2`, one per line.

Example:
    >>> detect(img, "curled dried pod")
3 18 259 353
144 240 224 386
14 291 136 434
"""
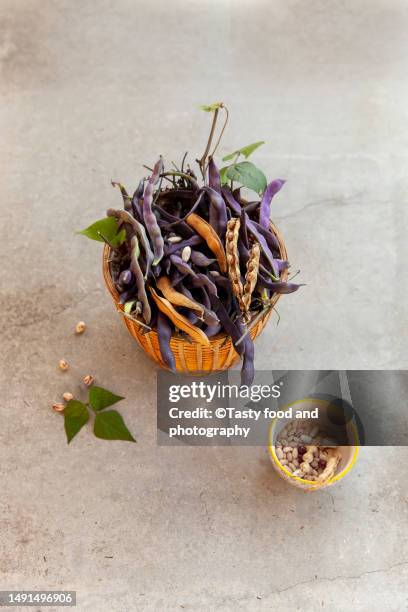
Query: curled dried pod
63 392 74 402
83 375 95 386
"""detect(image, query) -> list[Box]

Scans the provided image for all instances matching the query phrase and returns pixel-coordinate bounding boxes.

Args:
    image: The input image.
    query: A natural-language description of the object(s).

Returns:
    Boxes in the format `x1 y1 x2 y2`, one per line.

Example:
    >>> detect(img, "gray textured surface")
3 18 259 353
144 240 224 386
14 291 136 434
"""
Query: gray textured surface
1 1 407 610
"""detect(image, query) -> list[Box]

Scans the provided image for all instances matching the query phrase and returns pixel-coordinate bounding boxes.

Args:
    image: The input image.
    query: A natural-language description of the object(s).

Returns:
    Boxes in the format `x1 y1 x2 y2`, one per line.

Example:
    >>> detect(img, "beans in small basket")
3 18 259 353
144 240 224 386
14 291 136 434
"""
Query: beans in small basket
275 420 341 482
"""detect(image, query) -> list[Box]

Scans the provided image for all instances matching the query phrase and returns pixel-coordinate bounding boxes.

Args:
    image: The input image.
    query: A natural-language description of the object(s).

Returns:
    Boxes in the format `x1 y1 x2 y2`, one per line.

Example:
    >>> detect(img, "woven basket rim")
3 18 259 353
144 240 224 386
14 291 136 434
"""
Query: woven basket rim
102 209 288 346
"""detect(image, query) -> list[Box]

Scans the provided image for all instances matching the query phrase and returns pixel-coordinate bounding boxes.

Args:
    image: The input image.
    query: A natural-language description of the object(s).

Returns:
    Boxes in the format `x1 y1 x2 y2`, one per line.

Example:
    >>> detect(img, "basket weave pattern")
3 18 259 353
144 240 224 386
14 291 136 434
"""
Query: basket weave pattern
102 221 288 373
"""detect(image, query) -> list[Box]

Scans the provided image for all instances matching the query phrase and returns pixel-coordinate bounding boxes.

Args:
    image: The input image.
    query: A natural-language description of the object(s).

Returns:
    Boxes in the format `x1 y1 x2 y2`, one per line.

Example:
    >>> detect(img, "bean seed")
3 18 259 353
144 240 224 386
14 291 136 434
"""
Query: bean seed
292 448 298 459
300 462 312 473
283 446 292 453
276 447 284 460
280 459 288 466
181 246 191 262
289 462 296 471
167 236 182 243
303 452 313 463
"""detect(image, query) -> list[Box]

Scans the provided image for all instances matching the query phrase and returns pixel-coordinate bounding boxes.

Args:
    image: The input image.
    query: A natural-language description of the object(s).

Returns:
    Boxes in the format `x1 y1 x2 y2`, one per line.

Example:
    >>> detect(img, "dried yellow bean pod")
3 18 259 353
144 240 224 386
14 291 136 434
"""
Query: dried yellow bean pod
149 287 210 346
242 242 260 316
156 277 204 318
186 213 227 273
225 218 244 309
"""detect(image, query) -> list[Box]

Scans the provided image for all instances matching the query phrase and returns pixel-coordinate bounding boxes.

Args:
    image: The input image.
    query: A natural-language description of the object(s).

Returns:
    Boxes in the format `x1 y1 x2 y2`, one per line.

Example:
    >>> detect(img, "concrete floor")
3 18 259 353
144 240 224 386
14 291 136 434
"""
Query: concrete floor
1 0 407 610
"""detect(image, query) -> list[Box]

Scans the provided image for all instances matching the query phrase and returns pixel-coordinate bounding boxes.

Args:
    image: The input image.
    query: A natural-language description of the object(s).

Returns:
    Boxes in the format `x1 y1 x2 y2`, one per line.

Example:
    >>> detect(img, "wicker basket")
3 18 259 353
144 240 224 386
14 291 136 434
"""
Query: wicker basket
102 217 288 374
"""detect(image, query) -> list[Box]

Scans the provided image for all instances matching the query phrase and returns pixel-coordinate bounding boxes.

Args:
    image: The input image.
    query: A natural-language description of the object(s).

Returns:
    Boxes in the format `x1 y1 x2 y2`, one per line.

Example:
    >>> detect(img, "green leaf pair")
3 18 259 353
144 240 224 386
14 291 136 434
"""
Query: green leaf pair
78 217 126 247
219 141 267 195
64 386 135 444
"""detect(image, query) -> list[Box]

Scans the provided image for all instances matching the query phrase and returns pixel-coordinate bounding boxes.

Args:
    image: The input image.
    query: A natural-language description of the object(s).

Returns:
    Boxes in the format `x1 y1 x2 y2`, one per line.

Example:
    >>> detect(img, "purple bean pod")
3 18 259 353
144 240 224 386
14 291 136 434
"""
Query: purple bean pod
239 208 249 249
196 287 220 327
242 200 259 215
152 263 161 277
232 186 242 202
251 219 280 252
170 272 188 287
189 250 216 267
198 286 211 309
119 269 133 285
275 259 290 273
157 312 176 371
256 275 304 294
142 158 165 264
204 323 222 338
236 319 255 387
212 274 231 291
209 295 245 356
107 209 155 279
131 179 144 221
190 273 218 296
170 254 198 278
259 179 286 229
119 288 136 304
208 156 221 193
202 187 228 239
129 235 151 323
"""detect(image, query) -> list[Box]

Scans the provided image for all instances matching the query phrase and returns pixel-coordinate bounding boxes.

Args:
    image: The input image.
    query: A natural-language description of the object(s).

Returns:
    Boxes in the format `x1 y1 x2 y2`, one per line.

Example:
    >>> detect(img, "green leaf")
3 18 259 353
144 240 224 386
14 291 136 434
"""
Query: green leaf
94 410 136 442
220 166 230 186
64 400 89 444
222 141 265 162
88 386 125 412
200 102 223 112
78 217 125 246
226 161 267 194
